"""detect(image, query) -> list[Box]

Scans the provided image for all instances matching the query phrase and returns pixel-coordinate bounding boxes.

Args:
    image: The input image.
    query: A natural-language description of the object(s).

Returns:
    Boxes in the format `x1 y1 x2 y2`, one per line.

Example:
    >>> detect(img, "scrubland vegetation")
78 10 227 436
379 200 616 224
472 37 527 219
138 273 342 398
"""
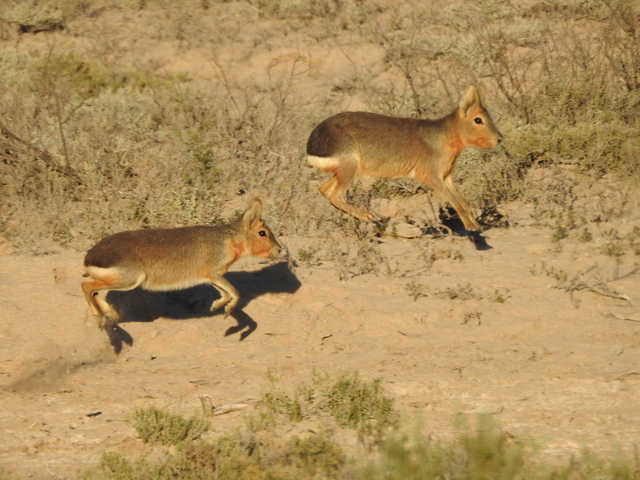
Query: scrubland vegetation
78 372 640 479
0 0 639 257
1 0 640 477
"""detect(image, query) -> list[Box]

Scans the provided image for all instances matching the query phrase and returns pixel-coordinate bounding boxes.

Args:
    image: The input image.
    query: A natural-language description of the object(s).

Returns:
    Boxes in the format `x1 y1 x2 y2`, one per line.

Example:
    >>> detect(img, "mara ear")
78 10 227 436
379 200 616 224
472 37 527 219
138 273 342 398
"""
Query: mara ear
242 198 263 229
476 85 486 106
458 85 480 117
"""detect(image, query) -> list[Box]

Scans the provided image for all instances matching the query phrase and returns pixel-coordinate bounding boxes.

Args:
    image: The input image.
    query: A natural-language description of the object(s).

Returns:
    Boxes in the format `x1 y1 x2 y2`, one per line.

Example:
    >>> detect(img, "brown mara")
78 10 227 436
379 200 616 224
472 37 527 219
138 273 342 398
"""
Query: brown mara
306 85 503 230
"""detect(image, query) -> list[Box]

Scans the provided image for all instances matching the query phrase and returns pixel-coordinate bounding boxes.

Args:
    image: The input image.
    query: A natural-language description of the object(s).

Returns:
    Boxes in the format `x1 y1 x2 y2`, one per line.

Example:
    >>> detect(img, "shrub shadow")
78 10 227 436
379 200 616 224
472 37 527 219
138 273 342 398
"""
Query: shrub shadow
104 261 300 353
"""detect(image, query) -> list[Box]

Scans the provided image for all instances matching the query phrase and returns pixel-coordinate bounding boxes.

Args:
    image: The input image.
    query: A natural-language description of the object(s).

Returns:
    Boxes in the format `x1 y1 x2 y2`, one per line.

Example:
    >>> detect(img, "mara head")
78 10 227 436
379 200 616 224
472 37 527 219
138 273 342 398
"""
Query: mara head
241 198 282 258
457 85 503 150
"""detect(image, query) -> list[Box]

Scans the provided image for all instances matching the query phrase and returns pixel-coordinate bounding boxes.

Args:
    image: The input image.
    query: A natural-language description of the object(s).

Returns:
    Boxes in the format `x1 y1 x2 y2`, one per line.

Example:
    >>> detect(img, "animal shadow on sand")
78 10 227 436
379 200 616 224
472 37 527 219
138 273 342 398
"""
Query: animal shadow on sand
421 206 509 251
103 261 300 354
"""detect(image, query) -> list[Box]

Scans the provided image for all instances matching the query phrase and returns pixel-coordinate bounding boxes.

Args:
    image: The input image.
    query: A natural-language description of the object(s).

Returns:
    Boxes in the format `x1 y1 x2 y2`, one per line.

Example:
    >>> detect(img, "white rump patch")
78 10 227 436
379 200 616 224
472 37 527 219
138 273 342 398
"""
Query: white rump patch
308 155 340 171
85 265 145 291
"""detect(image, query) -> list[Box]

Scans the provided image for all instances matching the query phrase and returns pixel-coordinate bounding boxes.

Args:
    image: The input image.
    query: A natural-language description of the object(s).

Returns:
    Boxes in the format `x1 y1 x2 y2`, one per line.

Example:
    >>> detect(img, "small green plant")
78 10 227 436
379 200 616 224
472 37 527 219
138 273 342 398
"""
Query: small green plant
579 227 593 242
490 288 511 303
538 262 569 283
405 281 427 302
602 228 624 258
297 247 321 267
254 0 334 19
551 220 569 242
373 217 390 237
132 407 209 445
440 283 478 300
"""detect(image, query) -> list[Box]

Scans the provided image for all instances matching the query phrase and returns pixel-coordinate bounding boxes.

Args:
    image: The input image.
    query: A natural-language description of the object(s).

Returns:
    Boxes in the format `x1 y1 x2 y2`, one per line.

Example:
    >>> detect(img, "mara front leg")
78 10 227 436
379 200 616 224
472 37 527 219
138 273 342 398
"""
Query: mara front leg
419 172 480 230
443 175 480 230
209 275 240 317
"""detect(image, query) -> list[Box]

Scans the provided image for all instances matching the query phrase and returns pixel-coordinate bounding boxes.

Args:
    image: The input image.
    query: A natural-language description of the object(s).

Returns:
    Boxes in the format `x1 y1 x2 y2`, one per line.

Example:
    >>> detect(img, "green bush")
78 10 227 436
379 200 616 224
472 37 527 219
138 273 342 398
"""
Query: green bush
132 407 209 445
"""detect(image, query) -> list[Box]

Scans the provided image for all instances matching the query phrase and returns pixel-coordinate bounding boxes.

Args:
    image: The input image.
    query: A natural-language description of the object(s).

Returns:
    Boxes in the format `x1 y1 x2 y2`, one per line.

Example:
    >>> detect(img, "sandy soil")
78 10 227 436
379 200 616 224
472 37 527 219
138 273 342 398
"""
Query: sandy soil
1 193 640 478
1 2 640 478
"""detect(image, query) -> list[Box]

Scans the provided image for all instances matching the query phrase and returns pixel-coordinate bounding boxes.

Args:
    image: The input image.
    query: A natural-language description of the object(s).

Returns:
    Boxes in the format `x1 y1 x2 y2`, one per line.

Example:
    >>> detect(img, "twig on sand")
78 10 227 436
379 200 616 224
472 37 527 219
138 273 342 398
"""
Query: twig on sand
199 395 257 416
602 312 640 323
549 264 634 305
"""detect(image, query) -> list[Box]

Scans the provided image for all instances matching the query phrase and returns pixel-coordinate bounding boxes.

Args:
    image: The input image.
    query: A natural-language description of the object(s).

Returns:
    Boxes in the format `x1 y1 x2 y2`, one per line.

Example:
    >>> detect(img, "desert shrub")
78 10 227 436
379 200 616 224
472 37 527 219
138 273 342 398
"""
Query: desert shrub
83 433 346 480
354 415 532 480
132 407 209 445
83 408 640 480
327 372 398 435
263 371 399 437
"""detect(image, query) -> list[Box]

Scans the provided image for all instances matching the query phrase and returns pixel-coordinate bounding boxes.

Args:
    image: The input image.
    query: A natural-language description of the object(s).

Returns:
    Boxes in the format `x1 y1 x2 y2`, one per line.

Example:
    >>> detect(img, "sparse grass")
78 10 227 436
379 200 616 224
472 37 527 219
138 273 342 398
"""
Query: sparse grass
263 370 399 439
439 283 478 301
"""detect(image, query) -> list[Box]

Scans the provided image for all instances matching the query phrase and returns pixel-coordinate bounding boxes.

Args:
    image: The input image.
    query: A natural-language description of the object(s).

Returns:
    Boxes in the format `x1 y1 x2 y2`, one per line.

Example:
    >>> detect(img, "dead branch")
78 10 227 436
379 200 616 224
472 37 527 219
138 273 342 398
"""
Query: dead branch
0 120 83 184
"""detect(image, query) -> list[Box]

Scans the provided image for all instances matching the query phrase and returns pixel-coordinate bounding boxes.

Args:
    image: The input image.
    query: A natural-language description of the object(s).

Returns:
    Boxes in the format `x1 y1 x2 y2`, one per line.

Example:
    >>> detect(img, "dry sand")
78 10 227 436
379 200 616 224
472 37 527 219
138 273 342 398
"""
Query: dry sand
1 195 640 478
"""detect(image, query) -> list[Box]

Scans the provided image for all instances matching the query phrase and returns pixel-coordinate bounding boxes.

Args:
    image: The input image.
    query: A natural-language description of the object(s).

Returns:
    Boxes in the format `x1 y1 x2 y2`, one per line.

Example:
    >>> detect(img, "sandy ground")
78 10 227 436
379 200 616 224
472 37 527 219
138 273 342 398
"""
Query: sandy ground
1 194 640 478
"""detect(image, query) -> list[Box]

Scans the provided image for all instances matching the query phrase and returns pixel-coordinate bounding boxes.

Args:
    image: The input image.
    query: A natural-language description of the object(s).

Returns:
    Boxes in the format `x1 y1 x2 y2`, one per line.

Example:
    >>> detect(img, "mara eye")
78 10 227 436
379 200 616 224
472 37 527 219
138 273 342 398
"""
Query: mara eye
259 230 267 237
474 117 483 124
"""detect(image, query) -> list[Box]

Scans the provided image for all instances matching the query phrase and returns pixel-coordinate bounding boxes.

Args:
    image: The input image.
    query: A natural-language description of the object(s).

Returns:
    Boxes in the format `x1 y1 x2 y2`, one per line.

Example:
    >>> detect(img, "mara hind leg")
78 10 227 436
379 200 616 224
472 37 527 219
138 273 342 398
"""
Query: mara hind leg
82 279 108 320
82 278 122 329
419 173 480 230
319 156 373 221
82 269 143 329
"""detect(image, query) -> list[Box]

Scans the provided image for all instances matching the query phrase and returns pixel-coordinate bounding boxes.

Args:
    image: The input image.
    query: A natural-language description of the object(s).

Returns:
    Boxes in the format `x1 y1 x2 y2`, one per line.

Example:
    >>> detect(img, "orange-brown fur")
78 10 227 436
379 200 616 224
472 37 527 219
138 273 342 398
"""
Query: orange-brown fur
81 199 281 331
306 86 502 230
